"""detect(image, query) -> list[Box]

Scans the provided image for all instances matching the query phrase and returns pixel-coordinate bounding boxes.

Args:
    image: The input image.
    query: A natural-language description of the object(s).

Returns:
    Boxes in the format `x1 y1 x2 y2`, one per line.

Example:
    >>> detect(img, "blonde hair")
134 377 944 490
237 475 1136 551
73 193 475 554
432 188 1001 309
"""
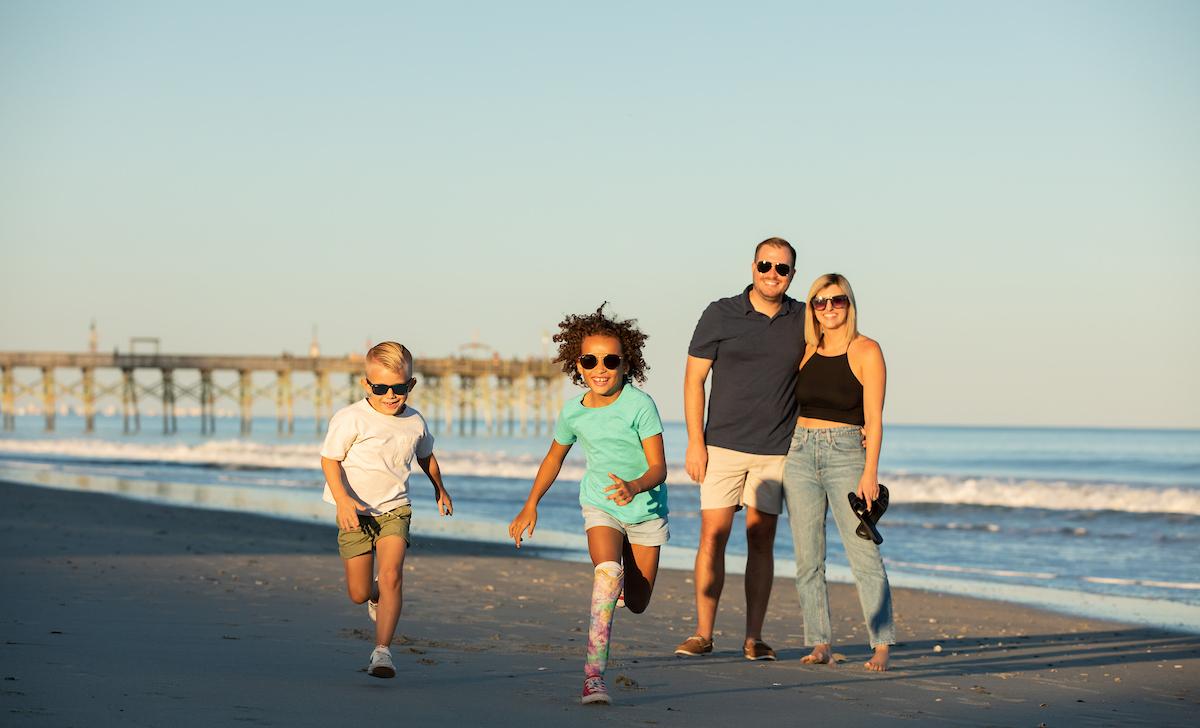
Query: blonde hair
365 341 414 376
804 273 858 351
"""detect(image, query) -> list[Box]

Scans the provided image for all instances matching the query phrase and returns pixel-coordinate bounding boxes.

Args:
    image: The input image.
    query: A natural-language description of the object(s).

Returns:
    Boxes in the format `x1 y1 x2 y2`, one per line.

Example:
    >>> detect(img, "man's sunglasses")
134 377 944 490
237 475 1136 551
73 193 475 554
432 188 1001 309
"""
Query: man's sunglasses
811 294 850 311
756 260 792 276
366 378 411 396
578 354 622 370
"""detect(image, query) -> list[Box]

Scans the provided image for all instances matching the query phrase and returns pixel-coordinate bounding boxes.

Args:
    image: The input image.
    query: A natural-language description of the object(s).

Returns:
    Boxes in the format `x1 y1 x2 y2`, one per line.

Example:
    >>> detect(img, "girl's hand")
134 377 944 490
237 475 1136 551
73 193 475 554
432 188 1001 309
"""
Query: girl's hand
605 473 639 506
856 476 880 512
436 488 453 516
508 505 537 548
335 500 361 531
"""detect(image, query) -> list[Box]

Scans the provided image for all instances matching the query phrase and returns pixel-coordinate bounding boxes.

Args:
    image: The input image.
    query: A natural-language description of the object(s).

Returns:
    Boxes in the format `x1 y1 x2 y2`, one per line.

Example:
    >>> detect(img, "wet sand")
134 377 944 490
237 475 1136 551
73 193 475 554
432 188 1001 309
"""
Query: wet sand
1 480 1196 727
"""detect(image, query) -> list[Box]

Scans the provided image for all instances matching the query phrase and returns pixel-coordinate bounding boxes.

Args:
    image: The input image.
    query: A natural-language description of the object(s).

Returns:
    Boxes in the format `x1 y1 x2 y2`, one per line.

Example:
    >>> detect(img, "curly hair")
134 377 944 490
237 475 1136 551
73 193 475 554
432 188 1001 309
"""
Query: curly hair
553 303 649 386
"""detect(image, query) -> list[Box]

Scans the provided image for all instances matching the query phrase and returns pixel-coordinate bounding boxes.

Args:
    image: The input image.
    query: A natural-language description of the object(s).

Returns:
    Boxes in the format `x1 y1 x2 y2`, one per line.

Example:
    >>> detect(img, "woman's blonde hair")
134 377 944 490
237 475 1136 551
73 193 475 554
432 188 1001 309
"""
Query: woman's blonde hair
804 273 858 350
365 341 414 376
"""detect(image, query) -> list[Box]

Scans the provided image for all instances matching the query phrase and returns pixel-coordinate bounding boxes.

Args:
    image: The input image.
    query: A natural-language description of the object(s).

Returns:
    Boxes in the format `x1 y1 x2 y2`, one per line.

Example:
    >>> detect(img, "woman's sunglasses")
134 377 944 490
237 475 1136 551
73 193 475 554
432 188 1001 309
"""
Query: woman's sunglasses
366 378 411 396
578 354 622 370
811 294 850 311
756 260 792 276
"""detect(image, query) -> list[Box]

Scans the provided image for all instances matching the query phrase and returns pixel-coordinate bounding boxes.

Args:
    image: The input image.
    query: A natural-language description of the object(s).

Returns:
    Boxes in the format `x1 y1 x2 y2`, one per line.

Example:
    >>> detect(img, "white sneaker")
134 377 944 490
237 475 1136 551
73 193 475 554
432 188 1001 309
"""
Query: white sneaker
367 600 378 623
368 646 395 678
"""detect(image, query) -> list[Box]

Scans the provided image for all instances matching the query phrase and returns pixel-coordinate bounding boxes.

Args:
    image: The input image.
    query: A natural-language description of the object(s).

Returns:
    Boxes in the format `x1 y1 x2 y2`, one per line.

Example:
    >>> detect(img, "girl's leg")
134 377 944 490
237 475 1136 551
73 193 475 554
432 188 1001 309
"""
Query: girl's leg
824 435 894 670
372 535 408 648
621 539 661 614
584 527 625 679
782 431 833 658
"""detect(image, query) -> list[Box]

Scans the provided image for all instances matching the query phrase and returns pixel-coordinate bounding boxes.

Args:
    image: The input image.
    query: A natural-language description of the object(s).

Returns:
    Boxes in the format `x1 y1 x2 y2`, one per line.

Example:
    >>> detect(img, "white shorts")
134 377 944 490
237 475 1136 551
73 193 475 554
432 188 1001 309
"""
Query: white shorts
700 446 786 515
581 506 670 547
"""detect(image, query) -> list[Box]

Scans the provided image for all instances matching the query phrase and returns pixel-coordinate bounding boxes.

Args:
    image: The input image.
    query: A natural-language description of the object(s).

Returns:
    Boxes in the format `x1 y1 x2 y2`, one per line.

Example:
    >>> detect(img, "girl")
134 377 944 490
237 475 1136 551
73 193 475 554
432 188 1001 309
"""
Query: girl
508 304 668 705
782 273 895 671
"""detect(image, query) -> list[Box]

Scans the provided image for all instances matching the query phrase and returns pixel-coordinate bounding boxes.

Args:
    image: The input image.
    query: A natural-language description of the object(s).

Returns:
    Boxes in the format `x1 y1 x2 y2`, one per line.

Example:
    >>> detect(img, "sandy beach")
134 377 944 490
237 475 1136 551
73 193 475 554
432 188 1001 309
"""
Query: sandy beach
1 480 1196 727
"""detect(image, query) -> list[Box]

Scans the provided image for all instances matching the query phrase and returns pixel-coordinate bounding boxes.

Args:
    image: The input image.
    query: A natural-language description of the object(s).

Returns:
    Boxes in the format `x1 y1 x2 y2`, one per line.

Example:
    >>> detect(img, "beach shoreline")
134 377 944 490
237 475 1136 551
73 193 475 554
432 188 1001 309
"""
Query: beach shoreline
1 479 1197 726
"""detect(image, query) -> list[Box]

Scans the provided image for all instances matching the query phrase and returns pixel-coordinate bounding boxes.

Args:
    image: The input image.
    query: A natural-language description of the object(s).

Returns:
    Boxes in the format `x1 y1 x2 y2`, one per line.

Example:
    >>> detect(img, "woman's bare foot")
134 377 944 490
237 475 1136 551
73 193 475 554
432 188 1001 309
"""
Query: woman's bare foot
801 643 832 664
864 645 889 671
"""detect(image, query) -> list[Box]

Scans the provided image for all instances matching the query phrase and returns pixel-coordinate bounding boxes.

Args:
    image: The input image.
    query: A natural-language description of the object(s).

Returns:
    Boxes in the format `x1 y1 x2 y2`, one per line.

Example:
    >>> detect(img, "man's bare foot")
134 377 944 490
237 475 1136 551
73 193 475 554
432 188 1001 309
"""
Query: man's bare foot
864 645 889 671
801 643 832 664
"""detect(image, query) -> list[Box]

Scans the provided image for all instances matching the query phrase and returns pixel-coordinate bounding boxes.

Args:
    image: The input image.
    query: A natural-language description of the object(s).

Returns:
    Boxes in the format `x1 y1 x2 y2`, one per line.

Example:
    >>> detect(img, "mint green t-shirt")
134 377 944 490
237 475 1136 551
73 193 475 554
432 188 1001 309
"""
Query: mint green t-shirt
553 384 668 524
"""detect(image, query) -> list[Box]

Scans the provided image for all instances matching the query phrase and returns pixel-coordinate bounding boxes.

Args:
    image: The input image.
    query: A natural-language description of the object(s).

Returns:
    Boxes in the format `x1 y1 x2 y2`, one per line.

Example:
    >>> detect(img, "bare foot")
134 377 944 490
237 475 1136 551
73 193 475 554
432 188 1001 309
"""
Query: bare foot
864 645 889 671
801 643 832 665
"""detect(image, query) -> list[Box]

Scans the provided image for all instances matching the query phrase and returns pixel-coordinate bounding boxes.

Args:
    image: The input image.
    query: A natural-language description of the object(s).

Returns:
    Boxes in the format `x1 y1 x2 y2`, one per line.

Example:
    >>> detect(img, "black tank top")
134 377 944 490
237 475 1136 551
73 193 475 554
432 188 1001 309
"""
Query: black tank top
794 349 865 426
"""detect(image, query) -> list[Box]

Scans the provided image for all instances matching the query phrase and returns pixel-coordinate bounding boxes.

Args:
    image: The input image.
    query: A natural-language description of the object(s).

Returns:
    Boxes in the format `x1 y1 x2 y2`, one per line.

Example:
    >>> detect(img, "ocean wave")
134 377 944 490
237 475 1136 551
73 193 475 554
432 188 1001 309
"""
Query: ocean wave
2 438 1199 516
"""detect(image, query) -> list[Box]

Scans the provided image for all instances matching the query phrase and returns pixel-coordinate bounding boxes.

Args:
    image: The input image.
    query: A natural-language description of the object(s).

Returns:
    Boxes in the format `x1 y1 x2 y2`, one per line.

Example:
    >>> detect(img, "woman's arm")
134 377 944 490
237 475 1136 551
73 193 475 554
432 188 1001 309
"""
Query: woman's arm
854 337 887 510
508 440 573 548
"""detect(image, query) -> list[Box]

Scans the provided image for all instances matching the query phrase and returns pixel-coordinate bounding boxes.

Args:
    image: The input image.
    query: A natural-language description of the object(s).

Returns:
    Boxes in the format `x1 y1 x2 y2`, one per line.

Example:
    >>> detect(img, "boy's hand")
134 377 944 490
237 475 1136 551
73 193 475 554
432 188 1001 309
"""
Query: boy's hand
605 473 639 507
508 506 537 549
335 500 361 531
436 488 453 516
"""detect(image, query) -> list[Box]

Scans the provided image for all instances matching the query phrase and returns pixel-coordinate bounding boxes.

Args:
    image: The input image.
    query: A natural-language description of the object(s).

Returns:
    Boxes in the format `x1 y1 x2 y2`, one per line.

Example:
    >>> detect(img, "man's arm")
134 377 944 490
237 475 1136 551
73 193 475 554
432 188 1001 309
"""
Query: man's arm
684 355 714 483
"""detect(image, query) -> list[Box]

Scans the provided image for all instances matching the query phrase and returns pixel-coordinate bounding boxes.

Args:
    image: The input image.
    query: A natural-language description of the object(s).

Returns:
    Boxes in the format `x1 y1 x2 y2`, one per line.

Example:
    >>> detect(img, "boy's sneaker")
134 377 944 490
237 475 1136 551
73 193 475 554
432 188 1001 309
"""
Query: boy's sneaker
368 646 395 678
367 600 378 623
581 675 611 705
674 635 714 656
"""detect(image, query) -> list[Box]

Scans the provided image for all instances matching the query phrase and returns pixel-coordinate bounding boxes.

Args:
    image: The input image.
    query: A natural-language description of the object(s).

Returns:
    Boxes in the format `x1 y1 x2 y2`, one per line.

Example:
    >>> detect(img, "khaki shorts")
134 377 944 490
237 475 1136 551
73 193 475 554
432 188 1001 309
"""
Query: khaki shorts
700 446 786 515
337 504 412 559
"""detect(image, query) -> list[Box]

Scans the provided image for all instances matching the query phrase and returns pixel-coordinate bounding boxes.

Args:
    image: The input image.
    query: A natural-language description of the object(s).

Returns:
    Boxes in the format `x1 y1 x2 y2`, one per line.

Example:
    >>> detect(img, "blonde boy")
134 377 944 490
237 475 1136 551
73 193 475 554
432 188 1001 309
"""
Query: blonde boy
319 341 453 678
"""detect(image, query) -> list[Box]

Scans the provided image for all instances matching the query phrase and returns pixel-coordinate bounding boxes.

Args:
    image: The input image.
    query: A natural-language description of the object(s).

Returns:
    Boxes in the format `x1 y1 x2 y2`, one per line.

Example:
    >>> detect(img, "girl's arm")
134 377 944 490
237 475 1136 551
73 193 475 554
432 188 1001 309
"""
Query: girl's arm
416 453 453 516
605 433 667 505
854 338 887 511
508 440 573 548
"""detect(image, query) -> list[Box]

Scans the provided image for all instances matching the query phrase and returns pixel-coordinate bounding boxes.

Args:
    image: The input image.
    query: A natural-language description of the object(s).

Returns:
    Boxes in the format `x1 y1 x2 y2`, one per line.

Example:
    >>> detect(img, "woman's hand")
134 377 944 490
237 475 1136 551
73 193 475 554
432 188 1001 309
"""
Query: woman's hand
856 476 880 512
508 505 538 548
605 473 641 506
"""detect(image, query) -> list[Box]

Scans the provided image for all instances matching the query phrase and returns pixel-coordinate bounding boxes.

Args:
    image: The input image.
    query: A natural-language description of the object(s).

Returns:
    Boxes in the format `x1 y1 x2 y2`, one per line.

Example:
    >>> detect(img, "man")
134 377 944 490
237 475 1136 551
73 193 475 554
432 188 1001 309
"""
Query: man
674 237 805 661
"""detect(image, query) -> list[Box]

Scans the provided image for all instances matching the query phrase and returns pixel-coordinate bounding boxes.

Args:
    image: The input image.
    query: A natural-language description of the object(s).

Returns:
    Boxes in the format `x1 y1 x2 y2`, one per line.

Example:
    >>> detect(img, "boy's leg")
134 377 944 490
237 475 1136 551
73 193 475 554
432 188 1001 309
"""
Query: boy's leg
621 540 661 614
373 535 408 648
584 526 625 679
342 553 375 604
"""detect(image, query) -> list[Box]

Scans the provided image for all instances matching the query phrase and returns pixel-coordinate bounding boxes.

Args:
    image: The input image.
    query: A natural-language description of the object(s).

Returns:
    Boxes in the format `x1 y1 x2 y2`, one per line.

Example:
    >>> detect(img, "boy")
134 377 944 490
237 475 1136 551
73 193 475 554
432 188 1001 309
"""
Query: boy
319 341 453 678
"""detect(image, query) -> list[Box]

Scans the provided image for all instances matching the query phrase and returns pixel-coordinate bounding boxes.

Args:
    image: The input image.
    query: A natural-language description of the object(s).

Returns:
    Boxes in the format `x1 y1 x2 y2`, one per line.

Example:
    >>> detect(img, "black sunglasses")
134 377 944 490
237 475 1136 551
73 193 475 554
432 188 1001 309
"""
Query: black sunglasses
756 260 792 276
578 354 622 370
811 294 850 311
366 378 411 396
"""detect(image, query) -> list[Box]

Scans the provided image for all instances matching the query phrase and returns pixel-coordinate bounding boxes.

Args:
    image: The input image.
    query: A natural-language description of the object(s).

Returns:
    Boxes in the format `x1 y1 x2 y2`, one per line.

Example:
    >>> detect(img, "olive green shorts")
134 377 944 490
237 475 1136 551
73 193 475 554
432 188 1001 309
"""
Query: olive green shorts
337 505 412 559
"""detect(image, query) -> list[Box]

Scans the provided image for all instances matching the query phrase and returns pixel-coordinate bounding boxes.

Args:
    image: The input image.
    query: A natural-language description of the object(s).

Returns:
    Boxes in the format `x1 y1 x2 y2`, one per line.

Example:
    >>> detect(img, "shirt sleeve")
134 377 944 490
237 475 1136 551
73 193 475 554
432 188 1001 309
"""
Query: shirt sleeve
553 409 576 445
633 394 665 440
319 409 358 461
687 302 721 359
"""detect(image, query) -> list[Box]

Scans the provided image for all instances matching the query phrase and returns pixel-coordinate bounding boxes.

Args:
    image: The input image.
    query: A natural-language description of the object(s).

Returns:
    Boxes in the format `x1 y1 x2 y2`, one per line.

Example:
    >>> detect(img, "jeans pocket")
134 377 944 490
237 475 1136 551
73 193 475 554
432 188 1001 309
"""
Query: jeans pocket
830 434 864 453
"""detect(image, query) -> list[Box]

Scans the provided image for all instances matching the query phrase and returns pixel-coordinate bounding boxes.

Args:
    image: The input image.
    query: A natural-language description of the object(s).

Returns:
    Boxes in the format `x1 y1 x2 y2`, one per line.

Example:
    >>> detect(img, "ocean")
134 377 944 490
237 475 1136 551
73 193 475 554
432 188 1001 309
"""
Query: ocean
2 415 1198 631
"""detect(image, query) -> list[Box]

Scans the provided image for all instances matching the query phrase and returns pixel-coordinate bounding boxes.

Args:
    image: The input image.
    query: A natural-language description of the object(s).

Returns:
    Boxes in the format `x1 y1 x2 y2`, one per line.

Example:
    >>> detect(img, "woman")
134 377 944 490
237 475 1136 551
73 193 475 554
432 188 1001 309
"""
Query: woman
783 273 894 671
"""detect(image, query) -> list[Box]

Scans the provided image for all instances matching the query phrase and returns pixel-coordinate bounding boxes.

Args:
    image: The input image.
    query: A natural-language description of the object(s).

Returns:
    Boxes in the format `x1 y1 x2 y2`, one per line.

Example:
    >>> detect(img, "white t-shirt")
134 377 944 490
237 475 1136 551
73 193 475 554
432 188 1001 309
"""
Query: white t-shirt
320 399 435 515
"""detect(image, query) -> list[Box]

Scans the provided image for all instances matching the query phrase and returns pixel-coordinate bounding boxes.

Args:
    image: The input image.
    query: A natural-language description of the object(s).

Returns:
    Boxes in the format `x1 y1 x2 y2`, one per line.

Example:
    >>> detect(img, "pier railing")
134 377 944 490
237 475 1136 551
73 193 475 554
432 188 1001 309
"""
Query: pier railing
0 351 564 436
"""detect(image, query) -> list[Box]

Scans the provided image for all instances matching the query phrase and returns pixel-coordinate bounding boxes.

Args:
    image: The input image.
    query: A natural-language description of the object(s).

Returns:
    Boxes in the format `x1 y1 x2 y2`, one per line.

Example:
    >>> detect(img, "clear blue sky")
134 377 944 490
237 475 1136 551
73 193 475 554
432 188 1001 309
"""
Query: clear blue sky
2 1 1197 428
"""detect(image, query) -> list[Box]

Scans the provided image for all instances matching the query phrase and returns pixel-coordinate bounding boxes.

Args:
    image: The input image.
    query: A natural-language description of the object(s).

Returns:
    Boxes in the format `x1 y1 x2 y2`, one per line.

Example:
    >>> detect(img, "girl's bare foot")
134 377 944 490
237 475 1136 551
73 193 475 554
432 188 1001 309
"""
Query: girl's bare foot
864 645 889 671
801 643 832 664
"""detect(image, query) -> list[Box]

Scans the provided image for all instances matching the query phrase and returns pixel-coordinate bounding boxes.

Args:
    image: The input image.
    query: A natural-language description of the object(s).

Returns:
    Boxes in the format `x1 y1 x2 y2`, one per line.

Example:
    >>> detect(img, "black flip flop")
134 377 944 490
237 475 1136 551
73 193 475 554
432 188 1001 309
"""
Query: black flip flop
847 484 889 545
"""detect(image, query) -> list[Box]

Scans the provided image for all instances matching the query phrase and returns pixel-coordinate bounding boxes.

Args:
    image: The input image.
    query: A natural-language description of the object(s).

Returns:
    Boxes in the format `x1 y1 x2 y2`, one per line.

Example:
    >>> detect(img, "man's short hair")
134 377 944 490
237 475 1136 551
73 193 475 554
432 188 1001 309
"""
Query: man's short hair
754 237 796 266
365 341 414 375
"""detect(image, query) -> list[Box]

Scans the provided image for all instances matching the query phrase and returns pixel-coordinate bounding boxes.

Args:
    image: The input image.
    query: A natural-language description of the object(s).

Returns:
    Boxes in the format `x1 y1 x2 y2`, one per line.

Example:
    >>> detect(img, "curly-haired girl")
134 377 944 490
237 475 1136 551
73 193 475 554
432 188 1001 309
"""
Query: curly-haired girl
508 303 668 706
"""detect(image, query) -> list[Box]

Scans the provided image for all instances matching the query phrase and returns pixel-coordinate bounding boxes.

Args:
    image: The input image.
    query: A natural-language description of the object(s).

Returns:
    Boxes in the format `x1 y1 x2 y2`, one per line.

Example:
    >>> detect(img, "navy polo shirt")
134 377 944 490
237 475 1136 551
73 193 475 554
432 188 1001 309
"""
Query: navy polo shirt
688 286 806 455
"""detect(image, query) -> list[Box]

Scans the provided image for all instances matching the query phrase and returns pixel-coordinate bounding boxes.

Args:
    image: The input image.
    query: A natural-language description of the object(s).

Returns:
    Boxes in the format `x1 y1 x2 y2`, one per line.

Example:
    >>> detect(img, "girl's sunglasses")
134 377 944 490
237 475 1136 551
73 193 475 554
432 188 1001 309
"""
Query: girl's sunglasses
366 379 410 396
811 294 850 311
578 354 622 370
756 260 792 276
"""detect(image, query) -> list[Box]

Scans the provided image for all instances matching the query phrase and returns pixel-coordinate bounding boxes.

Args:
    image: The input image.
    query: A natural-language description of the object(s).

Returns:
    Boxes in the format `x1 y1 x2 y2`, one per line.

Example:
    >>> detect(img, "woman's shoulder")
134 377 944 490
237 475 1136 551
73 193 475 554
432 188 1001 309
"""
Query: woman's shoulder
848 334 883 359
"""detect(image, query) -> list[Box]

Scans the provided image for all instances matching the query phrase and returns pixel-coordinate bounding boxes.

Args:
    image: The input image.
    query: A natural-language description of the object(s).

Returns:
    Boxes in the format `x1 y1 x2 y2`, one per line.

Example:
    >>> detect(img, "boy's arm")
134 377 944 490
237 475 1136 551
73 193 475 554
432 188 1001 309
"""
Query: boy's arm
508 440 572 548
416 453 453 516
605 433 667 505
321 456 365 531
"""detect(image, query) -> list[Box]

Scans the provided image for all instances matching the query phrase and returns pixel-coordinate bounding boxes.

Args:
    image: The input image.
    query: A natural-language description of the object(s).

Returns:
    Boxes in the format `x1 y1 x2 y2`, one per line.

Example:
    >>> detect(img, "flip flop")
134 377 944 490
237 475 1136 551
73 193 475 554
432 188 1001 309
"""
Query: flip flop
847 483 889 545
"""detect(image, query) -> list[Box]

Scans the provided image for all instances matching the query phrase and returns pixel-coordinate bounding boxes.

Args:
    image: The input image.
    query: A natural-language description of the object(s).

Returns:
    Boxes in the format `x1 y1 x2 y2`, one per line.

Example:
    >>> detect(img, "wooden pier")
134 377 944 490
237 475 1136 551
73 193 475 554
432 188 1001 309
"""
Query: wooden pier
0 351 564 437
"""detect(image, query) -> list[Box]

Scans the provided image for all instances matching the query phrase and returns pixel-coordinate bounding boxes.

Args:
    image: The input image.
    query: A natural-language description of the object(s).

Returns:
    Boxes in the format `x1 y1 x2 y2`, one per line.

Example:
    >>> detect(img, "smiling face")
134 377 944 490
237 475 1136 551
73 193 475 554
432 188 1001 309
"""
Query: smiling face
812 283 850 332
751 243 795 302
362 359 415 415
576 334 625 398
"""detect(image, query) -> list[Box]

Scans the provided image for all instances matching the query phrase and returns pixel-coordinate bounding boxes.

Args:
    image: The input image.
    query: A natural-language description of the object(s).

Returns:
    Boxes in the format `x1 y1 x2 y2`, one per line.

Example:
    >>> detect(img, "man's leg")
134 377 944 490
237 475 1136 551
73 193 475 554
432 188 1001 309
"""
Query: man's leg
743 506 778 644
693 506 736 640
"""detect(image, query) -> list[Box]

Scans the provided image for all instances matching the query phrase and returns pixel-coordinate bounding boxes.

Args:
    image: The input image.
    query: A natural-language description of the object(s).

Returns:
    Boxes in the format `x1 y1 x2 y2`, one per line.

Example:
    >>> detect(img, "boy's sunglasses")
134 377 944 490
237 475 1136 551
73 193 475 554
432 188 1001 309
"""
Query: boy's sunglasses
578 354 622 370
812 294 850 311
756 260 792 276
366 378 410 396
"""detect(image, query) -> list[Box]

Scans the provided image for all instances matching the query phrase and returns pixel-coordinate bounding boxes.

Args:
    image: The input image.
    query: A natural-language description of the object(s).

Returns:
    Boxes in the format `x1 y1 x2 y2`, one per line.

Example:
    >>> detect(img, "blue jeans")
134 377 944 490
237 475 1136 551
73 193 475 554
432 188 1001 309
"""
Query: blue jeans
783 426 894 647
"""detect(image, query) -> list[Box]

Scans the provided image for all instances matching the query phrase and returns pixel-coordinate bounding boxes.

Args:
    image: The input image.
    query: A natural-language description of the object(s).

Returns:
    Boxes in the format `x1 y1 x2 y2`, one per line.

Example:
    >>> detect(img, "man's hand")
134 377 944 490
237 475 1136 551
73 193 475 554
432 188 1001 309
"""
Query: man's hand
605 473 640 506
685 441 708 484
